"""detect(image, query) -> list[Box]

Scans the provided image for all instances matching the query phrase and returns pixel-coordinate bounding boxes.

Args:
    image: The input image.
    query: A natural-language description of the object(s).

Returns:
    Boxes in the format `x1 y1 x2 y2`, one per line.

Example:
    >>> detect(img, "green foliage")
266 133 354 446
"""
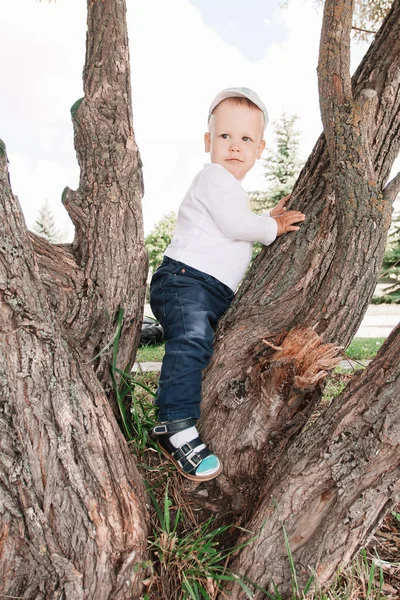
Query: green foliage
145 211 177 274
309 0 392 41
0 138 7 159
249 112 302 215
322 374 349 406
374 213 400 304
70 97 84 121
33 199 63 243
262 112 302 205
110 309 158 452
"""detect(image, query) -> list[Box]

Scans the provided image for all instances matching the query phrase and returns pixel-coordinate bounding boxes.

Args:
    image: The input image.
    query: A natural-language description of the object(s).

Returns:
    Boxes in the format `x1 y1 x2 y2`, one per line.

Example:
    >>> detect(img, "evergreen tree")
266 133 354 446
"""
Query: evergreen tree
249 112 303 215
145 211 177 274
248 112 303 259
33 199 62 243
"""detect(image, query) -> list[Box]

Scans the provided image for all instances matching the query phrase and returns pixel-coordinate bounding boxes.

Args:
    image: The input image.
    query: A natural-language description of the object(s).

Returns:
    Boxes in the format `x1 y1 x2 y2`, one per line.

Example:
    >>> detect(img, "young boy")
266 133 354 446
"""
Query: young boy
150 87 305 482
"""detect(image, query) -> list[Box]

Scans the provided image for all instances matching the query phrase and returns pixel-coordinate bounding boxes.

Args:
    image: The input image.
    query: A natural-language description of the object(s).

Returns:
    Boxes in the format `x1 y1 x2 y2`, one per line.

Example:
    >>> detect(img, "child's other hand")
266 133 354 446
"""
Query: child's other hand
269 194 291 217
273 211 305 236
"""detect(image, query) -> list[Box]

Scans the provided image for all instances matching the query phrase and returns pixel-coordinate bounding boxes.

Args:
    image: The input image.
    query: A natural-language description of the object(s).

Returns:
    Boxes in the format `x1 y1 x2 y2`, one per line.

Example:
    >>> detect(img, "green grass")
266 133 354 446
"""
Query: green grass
135 337 385 364
146 484 261 600
345 338 385 360
321 372 351 405
136 343 165 362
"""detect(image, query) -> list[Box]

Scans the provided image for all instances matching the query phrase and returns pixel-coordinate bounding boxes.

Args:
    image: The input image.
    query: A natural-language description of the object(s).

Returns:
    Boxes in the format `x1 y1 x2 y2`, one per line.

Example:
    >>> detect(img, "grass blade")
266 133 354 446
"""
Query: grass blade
366 554 375 598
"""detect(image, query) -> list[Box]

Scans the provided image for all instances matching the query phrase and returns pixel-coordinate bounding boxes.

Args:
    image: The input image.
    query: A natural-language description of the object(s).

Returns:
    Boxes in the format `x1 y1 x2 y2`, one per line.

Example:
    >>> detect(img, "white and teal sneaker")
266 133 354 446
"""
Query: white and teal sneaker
151 418 222 481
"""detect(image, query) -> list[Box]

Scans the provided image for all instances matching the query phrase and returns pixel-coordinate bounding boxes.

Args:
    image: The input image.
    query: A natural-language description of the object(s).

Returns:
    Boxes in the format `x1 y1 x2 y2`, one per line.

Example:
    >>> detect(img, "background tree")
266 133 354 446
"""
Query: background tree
145 211 177 274
249 112 303 214
375 208 400 303
249 112 303 261
33 199 63 243
353 0 393 39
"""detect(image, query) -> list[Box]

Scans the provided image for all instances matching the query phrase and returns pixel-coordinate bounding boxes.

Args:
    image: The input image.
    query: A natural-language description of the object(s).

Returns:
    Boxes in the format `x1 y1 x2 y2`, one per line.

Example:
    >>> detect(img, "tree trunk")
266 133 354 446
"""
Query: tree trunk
201 0 400 496
227 322 400 598
0 142 148 599
0 0 150 597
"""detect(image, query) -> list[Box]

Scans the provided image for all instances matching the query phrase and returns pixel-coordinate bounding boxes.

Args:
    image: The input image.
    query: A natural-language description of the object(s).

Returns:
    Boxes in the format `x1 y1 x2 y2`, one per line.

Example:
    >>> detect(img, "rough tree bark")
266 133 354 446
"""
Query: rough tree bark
0 0 149 598
227 322 400 598
0 141 148 599
199 0 400 594
31 0 148 387
201 0 400 497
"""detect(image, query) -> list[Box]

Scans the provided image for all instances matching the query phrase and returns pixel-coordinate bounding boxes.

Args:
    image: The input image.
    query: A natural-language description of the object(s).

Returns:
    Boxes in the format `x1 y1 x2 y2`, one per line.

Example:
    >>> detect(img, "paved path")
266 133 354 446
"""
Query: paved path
355 304 400 338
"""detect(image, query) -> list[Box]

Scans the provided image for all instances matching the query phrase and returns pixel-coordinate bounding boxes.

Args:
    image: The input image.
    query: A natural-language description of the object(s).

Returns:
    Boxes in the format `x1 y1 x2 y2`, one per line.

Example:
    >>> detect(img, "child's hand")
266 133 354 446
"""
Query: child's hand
273 210 305 236
269 194 291 217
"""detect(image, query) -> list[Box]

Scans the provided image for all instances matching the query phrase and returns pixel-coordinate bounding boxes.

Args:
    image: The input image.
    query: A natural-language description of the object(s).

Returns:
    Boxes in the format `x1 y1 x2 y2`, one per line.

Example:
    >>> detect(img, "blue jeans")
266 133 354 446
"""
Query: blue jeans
149 256 234 421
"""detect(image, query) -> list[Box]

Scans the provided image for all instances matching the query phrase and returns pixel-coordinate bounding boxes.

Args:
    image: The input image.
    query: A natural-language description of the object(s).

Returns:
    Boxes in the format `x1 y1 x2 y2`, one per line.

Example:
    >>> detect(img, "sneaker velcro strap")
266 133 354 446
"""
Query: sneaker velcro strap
172 437 203 462
187 453 202 467
152 418 197 436
177 446 213 474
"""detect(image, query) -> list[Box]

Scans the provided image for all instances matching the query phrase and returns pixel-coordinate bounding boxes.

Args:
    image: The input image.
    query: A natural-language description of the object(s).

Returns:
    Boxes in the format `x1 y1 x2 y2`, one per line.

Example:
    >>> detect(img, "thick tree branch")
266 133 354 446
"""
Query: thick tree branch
29 232 84 325
201 0 400 497
30 0 148 387
317 0 353 108
318 0 380 196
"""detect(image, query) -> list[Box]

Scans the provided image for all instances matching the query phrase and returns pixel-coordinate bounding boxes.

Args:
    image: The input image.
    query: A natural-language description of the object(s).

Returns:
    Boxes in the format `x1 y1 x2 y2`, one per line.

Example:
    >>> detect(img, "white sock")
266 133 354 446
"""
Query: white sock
169 426 206 455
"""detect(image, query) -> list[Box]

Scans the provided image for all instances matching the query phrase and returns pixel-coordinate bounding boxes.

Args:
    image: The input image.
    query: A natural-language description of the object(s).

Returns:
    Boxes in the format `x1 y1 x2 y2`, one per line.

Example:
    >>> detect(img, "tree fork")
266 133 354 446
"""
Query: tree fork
200 0 400 494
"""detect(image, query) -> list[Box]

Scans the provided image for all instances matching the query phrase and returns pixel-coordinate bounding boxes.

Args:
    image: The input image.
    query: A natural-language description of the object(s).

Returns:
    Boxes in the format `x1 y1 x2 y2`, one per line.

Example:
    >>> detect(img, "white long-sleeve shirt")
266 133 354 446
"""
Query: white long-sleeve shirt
165 163 277 291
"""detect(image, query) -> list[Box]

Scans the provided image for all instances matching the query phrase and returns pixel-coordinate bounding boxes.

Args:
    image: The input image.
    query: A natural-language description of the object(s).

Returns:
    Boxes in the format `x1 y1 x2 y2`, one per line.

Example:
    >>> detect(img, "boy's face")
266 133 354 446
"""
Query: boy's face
204 100 266 180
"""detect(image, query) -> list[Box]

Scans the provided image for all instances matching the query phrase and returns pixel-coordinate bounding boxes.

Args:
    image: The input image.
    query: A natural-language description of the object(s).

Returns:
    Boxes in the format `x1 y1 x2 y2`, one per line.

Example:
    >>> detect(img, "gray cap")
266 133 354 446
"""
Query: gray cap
208 87 268 130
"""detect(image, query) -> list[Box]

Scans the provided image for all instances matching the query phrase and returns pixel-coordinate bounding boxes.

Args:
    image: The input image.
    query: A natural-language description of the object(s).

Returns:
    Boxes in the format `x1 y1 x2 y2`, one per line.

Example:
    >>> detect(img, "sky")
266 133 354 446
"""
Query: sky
0 0 398 239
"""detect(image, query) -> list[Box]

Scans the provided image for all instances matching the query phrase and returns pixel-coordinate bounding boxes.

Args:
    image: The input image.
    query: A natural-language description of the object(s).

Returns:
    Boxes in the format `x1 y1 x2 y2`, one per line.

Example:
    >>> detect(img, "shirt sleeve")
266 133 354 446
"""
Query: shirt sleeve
194 165 277 245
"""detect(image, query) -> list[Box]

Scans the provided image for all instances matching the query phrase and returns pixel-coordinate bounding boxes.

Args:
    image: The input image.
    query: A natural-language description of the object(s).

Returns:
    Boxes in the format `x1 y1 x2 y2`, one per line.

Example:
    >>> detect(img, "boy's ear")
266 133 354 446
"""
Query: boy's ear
204 132 211 152
256 140 266 159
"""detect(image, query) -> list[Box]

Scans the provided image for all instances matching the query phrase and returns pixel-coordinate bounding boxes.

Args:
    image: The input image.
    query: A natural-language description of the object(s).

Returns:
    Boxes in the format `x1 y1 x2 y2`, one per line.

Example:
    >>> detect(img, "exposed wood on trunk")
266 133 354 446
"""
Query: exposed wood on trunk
0 143 149 599
202 328 341 485
201 0 400 496
226 323 400 598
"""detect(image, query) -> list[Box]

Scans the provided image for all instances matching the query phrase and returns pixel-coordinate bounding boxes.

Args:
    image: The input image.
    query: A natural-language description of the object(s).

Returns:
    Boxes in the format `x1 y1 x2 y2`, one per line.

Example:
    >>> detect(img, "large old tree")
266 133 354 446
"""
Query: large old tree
0 0 399 598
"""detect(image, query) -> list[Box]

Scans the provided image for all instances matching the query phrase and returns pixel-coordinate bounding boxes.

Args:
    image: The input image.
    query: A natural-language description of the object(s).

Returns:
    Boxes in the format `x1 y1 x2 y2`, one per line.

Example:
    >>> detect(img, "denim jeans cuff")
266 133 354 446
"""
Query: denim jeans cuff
158 409 201 422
